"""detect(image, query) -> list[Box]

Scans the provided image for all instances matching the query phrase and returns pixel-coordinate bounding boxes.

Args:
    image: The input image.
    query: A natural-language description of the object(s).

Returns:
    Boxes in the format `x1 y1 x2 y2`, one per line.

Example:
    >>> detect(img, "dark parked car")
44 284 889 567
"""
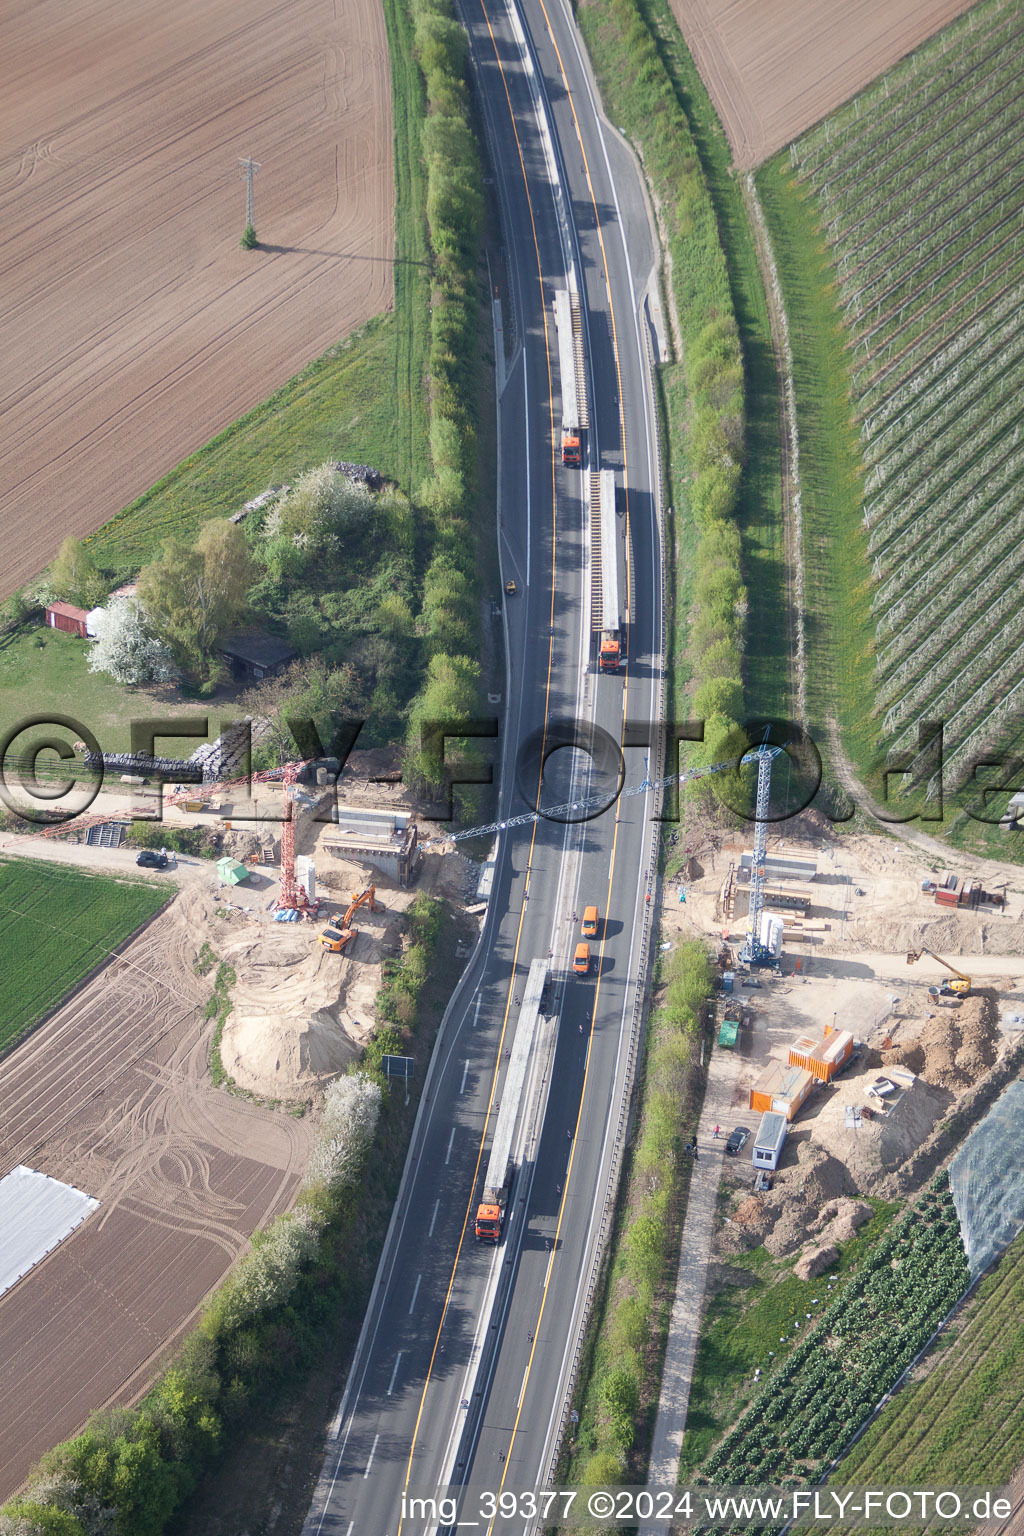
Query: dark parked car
725 1125 750 1156
136 849 169 869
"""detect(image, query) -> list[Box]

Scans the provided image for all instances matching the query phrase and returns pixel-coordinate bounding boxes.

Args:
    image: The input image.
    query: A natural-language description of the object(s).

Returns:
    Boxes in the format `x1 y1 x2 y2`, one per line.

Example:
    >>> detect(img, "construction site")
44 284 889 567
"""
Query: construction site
21 749 482 1102
661 810 1024 1269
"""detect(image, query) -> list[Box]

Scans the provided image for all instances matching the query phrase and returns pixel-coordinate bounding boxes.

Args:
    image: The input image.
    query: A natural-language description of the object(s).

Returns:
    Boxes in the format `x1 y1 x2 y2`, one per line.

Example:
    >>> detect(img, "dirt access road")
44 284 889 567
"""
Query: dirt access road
0 0 392 598
671 0 976 168
0 897 311 1500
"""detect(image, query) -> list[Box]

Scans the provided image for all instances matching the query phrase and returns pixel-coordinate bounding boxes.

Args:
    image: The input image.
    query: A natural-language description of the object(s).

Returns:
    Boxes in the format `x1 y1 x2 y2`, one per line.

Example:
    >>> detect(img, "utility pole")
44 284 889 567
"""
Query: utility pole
239 156 260 246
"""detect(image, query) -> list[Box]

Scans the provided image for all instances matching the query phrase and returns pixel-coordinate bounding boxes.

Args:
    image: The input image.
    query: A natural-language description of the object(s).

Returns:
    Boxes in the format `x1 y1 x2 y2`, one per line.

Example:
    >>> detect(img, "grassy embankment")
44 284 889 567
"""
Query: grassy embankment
754 160 873 769
0 858 168 1056
634 0 788 721
563 943 712 1488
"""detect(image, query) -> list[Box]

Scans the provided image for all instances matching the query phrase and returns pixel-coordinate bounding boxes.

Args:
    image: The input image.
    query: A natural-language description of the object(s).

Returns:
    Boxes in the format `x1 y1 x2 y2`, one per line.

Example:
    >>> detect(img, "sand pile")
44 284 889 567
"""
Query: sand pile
775 1141 855 1203
219 1006 372 1097
881 996 999 1092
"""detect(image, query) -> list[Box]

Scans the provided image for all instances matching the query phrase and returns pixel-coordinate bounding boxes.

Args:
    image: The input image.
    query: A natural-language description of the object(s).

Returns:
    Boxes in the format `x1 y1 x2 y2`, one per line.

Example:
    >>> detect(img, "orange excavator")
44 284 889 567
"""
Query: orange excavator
318 885 383 954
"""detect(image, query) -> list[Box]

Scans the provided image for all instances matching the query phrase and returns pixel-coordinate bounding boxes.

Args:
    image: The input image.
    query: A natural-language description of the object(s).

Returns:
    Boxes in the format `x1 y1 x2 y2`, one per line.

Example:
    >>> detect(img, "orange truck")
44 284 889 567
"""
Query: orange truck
475 958 548 1243
573 942 591 975
581 906 599 937
553 289 587 467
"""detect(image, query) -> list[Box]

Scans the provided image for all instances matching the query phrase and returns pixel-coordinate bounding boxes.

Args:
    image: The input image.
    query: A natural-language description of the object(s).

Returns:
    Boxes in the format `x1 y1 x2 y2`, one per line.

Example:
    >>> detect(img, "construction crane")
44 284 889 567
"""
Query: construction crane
278 761 317 913
739 737 784 966
906 948 972 995
444 738 784 845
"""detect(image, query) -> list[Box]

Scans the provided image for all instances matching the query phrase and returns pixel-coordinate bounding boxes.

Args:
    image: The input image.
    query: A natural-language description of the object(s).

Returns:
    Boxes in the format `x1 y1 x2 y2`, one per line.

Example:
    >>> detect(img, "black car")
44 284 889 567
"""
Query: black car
725 1125 750 1155
136 849 169 869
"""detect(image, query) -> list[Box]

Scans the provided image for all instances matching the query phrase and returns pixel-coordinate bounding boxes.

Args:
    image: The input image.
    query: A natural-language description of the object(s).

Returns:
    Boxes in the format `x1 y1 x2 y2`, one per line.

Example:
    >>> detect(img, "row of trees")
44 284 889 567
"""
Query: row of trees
575 941 712 1486
402 0 487 788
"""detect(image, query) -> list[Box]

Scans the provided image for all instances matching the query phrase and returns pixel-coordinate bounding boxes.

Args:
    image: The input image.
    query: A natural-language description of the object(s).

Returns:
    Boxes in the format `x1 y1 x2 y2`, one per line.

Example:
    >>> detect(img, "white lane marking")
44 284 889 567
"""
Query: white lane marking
428 1199 440 1237
387 1352 404 1396
363 1435 378 1479
472 995 482 1028
524 360 532 588
445 1125 457 1164
461 1059 470 1094
409 1273 422 1315
346 1522 354 1536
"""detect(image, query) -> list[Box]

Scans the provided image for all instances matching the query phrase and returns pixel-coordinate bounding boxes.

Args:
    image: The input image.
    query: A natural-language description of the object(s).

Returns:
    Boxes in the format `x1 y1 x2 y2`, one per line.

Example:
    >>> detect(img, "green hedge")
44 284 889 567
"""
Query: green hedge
403 0 487 789
569 941 712 1484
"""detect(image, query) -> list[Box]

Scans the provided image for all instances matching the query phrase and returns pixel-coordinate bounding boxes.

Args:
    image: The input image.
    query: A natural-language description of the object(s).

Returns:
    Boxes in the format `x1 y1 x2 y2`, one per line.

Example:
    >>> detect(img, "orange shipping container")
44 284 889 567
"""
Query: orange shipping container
788 1026 854 1082
749 1062 815 1121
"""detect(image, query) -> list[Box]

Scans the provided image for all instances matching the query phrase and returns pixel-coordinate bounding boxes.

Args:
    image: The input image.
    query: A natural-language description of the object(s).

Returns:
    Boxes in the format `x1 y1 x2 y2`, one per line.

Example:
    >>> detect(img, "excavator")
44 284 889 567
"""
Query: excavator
906 947 972 996
318 885 383 954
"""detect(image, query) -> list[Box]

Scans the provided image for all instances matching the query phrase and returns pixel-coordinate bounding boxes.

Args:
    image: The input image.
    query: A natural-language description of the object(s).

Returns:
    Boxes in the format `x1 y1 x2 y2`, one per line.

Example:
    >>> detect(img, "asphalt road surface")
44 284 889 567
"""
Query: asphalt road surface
302 0 663 1528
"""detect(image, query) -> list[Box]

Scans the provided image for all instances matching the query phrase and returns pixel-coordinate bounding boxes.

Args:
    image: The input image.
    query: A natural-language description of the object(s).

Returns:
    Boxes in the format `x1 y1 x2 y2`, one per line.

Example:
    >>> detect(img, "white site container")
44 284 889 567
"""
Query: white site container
752 1110 788 1171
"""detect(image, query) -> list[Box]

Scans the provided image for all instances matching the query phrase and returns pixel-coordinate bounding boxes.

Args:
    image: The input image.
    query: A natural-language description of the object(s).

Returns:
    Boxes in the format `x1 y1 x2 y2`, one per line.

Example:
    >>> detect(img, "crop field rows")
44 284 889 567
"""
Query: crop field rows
837 1231 1024 1488
0 860 167 1054
0 902 311 1500
789 0 1024 793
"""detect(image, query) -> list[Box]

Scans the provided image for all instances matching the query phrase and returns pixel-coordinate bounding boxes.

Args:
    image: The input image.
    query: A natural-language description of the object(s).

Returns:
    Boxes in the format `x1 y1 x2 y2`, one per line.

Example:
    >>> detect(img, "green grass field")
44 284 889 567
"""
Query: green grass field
754 159 875 757
0 858 168 1054
0 624 230 756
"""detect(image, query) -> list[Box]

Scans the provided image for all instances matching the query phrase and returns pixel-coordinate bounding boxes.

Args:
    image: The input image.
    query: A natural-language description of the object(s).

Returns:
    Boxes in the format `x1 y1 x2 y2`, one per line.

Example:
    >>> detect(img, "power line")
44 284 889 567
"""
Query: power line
444 744 781 844
239 155 260 228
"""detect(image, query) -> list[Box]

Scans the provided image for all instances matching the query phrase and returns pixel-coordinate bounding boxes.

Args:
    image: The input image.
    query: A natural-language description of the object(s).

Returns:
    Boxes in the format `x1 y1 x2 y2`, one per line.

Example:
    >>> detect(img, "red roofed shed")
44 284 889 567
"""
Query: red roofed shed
45 602 89 638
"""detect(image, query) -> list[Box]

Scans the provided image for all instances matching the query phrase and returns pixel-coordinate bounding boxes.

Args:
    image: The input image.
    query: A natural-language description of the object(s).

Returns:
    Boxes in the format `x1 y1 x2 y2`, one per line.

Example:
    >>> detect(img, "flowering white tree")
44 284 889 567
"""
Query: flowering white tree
88 597 177 686
304 1073 382 1191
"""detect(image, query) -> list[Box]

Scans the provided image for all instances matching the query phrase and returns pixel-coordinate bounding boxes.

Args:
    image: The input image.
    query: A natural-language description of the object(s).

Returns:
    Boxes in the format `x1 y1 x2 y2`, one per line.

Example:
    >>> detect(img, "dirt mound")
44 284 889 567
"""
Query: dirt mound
734 1197 764 1226
882 996 999 1092
810 1196 872 1241
836 910 1024 958
794 1244 838 1281
775 1141 856 1204
763 1201 814 1257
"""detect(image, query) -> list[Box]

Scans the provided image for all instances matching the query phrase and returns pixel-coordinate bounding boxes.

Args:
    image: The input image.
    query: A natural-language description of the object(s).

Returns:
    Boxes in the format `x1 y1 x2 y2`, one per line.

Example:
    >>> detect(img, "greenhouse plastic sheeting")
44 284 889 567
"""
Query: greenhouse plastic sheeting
0 1165 98 1299
949 1079 1024 1280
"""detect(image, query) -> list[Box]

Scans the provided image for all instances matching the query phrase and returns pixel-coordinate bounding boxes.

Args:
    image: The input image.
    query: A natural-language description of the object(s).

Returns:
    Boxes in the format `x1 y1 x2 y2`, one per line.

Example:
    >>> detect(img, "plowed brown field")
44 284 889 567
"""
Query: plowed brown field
0 899 312 1499
671 0 977 169
0 0 392 598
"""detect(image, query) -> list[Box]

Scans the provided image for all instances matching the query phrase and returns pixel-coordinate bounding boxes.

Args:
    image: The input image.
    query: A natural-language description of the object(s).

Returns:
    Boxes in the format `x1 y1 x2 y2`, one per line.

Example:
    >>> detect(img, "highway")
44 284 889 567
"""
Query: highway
301 0 664 1527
